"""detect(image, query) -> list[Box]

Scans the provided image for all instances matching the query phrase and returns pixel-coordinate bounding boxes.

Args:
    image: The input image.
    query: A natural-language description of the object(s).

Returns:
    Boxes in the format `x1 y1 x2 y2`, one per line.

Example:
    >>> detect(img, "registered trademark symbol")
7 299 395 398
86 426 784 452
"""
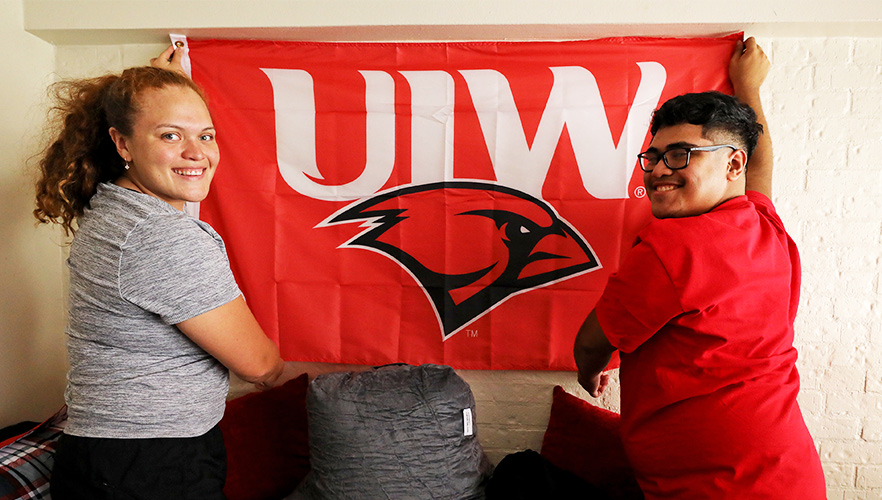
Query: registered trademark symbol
634 186 646 198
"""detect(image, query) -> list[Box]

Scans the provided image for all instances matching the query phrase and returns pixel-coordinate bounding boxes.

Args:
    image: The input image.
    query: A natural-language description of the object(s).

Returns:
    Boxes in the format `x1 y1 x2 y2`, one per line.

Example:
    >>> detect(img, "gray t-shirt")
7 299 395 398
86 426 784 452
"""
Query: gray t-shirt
64 183 241 438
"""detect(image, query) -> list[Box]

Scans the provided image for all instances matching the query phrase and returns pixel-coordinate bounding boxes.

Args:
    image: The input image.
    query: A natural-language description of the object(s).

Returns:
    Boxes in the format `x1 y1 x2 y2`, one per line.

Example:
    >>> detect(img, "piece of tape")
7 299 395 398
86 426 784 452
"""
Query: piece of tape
168 33 192 77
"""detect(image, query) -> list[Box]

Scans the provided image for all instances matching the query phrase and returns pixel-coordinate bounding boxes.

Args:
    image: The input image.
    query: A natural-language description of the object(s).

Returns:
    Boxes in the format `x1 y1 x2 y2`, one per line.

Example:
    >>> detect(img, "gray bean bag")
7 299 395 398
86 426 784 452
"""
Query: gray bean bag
287 364 491 500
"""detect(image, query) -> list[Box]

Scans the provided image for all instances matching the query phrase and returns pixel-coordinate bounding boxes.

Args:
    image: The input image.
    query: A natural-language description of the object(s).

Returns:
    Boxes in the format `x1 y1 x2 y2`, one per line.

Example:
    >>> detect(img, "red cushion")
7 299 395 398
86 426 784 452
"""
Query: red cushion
220 374 310 500
540 386 642 500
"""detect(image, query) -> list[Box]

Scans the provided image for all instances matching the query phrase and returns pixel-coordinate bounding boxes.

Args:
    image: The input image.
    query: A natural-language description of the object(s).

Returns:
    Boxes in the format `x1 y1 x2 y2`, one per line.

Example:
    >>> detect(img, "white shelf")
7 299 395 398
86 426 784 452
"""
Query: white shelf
23 0 882 45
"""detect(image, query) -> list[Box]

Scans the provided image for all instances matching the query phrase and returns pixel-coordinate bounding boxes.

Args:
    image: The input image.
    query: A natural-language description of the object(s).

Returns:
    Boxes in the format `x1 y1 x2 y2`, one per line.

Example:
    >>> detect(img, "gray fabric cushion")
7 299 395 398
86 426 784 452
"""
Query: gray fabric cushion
289 364 491 500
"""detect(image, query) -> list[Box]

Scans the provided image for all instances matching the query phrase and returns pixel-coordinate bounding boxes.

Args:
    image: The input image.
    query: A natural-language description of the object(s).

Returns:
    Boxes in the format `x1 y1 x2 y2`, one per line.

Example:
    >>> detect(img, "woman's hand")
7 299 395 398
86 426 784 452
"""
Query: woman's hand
150 45 187 75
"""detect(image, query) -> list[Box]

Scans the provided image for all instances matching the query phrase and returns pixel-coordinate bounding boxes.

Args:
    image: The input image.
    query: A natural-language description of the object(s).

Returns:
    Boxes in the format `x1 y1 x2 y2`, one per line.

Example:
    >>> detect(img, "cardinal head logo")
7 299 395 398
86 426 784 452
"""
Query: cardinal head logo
320 181 601 340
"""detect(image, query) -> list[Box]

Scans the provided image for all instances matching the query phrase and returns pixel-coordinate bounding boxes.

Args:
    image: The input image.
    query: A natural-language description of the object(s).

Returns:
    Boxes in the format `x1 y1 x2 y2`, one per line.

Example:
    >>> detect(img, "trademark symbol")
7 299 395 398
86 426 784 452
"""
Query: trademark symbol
634 186 646 198
465 329 479 338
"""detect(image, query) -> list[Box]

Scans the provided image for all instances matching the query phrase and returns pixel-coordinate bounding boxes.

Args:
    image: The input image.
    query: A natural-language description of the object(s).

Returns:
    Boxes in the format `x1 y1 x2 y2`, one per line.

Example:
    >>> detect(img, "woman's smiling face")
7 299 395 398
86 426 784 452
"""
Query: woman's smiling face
111 85 219 210
642 123 746 219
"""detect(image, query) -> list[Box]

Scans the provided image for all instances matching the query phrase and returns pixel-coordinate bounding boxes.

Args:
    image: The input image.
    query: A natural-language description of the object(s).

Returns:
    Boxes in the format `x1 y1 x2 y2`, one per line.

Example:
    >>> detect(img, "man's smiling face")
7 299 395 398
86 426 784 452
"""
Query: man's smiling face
642 123 746 219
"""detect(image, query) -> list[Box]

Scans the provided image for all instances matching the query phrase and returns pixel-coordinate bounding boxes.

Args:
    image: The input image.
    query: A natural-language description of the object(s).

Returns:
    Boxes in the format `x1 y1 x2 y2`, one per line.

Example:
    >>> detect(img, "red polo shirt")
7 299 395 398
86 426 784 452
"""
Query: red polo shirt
596 192 825 499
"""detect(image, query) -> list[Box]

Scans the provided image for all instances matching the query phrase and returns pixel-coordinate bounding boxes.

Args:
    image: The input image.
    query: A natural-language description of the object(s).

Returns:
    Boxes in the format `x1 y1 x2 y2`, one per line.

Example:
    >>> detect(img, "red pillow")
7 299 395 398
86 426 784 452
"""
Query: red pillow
540 386 642 500
220 374 311 500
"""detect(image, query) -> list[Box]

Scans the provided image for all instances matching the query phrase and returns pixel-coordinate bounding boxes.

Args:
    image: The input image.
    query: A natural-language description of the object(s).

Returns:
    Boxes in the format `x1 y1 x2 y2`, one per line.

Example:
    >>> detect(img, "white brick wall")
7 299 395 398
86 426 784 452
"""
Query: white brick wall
769 37 881 500
52 36 882 498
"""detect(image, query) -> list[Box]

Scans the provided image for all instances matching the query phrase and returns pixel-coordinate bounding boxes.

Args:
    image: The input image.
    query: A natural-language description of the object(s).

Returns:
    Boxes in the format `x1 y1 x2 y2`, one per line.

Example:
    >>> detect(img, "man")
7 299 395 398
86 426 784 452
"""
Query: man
573 38 826 498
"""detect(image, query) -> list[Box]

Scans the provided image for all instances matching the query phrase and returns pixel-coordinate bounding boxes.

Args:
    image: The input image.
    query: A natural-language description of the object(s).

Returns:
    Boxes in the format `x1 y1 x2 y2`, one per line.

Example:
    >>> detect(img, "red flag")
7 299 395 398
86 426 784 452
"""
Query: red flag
189 34 740 370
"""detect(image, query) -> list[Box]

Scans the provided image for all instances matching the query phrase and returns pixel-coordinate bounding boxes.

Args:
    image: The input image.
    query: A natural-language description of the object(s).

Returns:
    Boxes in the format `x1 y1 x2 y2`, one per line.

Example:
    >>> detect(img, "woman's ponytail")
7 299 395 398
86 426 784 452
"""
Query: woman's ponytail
34 75 124 236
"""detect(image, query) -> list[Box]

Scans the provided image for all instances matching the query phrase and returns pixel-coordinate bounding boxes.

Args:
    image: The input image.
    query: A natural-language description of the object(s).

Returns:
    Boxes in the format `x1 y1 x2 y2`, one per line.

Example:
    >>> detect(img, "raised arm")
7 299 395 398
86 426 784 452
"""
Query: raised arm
730 37 772 198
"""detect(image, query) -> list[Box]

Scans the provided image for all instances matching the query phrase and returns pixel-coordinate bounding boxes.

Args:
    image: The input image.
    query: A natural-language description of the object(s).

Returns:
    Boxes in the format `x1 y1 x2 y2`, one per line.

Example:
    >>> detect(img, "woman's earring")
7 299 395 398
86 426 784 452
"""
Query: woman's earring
124 162 130 170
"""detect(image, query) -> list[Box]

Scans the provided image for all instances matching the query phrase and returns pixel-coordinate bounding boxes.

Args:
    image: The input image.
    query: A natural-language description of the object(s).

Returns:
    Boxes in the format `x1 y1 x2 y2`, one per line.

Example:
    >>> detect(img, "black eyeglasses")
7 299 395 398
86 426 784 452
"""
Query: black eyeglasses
637 144 737 172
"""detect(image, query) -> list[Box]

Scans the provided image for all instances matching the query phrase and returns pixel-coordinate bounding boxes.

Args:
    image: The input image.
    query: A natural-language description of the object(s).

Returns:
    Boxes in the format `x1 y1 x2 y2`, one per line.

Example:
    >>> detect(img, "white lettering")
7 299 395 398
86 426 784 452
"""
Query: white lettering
260 69 396 200
261 64 666 201
400 71 456 184
459 63 666 199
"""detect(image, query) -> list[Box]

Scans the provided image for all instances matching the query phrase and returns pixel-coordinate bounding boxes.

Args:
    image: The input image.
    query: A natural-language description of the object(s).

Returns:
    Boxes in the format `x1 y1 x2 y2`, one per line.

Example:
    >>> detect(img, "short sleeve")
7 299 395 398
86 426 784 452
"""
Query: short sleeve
747 190 801 320
595 241 684 353
119 215 242 325
747 191 785 233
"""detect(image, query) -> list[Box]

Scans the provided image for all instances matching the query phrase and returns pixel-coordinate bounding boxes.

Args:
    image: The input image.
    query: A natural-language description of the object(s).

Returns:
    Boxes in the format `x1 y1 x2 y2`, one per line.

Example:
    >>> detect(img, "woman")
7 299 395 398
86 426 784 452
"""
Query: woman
34 46 293 499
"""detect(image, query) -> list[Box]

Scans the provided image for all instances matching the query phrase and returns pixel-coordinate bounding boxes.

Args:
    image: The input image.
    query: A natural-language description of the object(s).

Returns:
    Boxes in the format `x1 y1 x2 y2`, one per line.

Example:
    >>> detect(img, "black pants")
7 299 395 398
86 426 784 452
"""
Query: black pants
486 450 613 500
50 425 227 500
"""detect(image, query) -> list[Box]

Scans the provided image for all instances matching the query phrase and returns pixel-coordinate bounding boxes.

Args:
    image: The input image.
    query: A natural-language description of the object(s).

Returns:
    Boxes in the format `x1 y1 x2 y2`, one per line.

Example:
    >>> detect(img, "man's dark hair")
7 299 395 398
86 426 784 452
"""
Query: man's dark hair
650 91 764 159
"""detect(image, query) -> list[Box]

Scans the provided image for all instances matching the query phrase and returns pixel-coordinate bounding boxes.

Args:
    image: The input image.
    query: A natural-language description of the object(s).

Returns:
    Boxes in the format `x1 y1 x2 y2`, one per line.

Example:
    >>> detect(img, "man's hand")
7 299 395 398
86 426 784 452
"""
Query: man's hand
729 37 770 96
150 45 187 75
579 370 610 398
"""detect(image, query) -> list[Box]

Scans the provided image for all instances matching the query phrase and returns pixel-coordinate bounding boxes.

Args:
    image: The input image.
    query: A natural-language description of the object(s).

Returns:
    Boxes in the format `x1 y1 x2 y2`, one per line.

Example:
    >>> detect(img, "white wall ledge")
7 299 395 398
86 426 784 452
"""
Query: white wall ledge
23 0 882 45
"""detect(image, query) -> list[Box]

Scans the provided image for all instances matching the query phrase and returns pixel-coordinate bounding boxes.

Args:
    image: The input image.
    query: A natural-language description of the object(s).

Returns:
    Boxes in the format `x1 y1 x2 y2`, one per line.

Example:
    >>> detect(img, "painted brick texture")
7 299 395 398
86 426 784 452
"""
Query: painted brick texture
56 36 882 498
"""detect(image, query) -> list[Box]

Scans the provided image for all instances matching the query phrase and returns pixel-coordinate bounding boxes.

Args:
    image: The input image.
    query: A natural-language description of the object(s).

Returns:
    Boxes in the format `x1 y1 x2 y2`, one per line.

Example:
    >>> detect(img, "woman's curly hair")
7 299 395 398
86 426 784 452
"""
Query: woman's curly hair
33 66 204 236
